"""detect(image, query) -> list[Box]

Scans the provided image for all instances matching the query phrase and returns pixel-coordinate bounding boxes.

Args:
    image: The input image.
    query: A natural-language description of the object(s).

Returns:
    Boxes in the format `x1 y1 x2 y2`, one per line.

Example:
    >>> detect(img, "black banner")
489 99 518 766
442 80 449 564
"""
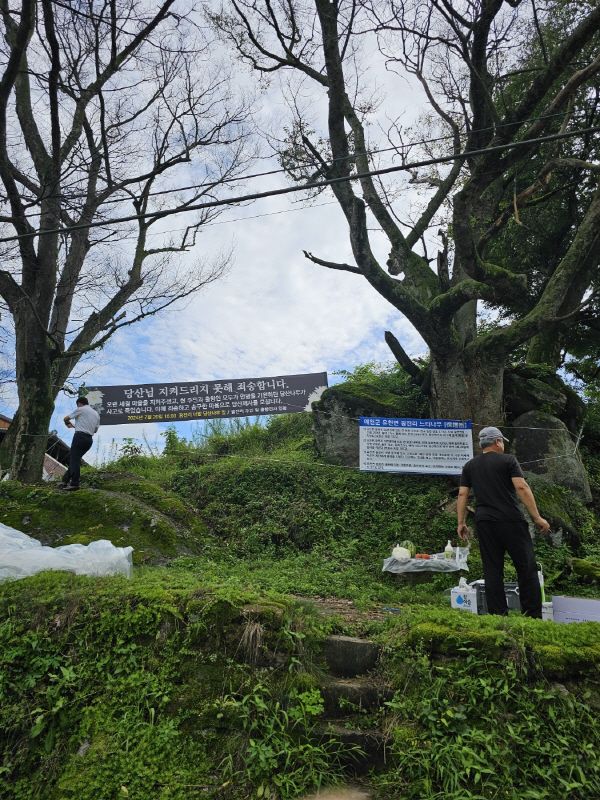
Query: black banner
85 372 328 426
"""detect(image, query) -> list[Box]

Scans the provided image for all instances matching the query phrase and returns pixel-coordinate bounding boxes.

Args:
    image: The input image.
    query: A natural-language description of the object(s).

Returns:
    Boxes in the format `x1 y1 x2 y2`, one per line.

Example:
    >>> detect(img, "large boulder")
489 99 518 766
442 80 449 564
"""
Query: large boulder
511 411 591 502
504 365 585 434
312 380 425 466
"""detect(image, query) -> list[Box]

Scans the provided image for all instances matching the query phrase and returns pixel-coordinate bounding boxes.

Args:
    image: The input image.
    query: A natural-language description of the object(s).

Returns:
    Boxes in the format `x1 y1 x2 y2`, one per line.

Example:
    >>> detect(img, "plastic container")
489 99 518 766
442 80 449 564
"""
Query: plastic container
470 580 521 614
542 601 553 622
450 577 478 614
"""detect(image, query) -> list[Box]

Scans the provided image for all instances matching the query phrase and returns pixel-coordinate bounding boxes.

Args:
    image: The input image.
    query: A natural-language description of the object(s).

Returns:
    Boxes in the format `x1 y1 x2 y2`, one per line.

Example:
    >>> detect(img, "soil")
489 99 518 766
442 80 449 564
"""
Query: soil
301 787 371 800
293 595 392 624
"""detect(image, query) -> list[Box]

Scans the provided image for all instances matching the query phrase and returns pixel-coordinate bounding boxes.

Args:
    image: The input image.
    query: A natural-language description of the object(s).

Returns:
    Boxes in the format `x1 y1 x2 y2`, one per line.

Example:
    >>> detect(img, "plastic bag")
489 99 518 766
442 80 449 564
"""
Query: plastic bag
391 545 411 561
0 522 133 581
383 546 470 574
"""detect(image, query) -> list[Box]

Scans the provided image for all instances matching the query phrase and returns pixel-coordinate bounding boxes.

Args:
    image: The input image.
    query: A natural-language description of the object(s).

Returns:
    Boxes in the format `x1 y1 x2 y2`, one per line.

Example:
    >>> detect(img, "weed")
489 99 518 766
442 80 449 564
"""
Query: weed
216 684 350 799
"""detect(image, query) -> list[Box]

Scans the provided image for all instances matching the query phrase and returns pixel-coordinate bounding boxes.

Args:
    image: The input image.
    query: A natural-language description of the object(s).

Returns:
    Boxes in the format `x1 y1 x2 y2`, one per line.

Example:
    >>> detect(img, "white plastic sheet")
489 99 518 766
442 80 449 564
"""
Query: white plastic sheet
0 522 133 581
382 546 470 574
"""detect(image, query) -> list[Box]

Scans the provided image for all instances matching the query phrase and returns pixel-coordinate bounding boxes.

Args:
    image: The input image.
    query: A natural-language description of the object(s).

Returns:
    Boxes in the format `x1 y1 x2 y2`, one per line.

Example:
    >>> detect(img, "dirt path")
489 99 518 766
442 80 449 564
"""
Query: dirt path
301 787 371 800
293 594 392 624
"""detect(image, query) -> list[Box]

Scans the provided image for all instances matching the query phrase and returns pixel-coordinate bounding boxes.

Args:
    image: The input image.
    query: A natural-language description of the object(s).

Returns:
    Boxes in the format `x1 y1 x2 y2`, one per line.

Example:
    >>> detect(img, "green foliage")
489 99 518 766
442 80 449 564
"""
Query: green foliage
216 684 348 799
320 362 428 419
176 414 315 461
118 437 144 461
0 571 212 799
374 649 600 800
0 570 333 800
0 479 202 564
171 456 451 559
3 360 600 798
379 606 600 678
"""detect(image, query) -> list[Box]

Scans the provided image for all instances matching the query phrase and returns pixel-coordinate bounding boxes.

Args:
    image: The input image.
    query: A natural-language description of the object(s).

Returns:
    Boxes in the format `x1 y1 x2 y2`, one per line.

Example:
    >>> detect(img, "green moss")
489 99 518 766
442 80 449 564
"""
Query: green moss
529 478 593 532
315 379 425 419
0 480 202 564
534 643 600 675
171 456 452 559
0 568 340 800
380 607 600 678
86 471 207 535
572 558 600 582
405 621 510 657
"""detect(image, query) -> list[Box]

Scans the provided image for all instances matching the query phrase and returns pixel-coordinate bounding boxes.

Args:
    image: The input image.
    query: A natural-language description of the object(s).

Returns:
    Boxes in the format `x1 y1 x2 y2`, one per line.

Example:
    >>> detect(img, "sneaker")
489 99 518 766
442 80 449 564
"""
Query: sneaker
58 483 70 490
64 485 80 491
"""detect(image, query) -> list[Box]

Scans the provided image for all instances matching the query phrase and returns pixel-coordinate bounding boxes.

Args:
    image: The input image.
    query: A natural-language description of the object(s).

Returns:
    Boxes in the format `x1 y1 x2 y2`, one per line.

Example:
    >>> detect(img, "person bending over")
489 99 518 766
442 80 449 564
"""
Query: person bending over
60 397 100 491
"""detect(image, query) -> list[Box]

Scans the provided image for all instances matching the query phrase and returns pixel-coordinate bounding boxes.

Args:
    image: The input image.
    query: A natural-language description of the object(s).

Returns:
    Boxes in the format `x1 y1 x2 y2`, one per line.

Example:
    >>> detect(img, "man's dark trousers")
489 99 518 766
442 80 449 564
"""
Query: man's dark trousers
62 432 93 488
476 520 542 618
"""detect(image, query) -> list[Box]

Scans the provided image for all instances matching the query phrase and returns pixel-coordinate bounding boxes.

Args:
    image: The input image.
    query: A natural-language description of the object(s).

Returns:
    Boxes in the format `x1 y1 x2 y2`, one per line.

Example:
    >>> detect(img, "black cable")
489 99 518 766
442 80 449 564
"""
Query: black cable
11 110 574 210
0 124 596 244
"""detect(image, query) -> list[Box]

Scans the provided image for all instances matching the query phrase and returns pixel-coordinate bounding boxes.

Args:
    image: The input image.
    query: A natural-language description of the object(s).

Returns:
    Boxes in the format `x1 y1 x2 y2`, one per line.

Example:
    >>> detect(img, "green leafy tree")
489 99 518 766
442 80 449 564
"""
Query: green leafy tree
214 0 600 422
0 0 251 481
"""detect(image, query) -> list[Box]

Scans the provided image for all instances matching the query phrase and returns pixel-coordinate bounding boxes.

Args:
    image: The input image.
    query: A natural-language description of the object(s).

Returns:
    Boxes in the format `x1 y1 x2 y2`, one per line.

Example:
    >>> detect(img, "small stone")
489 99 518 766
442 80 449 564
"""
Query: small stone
77 740 90 756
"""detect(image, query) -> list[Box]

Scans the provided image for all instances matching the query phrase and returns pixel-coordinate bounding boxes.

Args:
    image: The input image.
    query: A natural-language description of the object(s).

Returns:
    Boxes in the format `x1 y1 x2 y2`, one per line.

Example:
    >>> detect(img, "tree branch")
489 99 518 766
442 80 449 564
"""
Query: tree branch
303 250 362 274
384 329 422 379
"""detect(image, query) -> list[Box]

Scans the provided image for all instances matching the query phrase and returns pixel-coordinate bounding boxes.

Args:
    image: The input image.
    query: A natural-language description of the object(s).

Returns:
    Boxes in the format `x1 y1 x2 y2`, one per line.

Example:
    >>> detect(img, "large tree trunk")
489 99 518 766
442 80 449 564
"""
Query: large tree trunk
0 407 19 472
6 323 55 482
429 351 505 426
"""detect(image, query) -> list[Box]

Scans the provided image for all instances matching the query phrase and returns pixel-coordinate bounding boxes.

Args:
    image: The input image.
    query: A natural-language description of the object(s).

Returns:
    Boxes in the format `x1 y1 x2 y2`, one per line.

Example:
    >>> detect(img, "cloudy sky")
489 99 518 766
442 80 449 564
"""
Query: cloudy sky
1 27 433 463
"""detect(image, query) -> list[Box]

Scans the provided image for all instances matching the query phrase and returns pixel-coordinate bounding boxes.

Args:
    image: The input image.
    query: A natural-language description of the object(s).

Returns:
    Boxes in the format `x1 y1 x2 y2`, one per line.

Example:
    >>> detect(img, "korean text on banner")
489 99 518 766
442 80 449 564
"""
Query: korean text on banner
359 417 473 476
84 372 328 426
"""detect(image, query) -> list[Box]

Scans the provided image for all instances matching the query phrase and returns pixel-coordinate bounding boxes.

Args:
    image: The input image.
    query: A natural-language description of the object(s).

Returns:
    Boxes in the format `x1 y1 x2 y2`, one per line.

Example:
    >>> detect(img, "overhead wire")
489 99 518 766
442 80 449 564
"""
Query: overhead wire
1 124 598 244
10 109 575 210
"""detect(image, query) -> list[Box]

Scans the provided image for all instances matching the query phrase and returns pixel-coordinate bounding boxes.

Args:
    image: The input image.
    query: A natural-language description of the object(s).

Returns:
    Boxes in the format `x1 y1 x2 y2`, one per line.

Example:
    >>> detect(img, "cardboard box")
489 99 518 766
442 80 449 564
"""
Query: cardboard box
450 585 478 614
552 595 600 624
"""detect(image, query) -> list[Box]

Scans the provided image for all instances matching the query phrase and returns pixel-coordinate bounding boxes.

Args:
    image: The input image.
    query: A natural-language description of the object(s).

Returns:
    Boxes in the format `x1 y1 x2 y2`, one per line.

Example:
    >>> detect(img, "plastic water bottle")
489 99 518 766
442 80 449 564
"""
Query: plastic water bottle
445 540 453 560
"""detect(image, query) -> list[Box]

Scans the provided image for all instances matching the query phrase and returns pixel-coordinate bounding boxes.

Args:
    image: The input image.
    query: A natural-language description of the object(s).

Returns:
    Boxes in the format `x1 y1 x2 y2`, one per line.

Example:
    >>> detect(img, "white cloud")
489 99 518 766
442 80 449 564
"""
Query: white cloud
2 38 435 464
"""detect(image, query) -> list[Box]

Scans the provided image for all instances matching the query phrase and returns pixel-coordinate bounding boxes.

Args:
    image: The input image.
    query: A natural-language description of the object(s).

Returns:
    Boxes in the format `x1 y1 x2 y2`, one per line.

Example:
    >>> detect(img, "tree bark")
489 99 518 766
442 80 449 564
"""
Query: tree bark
429 352 505 426
7 319 55 482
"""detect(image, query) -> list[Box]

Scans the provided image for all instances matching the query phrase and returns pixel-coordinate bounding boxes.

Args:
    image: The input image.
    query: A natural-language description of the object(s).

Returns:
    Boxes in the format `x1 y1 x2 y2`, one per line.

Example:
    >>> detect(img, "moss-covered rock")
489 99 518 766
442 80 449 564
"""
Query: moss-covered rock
504 363 586 433
571 558 600 583
312 378 427 466
511 411 592 502
380 606 600 679
0 479 204 564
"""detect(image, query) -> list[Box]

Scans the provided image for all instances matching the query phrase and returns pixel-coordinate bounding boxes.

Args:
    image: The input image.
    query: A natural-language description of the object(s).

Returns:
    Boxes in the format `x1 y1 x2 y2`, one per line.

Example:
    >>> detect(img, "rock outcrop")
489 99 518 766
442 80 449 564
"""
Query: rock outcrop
511 410 591 502
504 365 585 434
312 381 423 466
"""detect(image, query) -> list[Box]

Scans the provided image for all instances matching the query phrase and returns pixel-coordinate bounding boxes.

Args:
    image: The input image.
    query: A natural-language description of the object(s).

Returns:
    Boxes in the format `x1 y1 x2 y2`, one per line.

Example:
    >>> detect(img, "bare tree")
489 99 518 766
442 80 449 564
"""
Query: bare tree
0 0 253 481
215 0 600 422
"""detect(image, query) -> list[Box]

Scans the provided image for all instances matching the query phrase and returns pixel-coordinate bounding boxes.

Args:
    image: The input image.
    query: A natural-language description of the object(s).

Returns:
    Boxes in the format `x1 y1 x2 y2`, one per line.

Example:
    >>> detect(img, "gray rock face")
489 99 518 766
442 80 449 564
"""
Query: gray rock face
511 411 591 502
504 366 585 434
312 381 421 466
312 397 360 466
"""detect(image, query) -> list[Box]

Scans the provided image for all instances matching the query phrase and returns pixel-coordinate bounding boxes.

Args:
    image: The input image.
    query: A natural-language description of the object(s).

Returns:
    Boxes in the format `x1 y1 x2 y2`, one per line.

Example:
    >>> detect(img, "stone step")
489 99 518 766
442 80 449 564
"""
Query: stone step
300 786 371 799
323 635 380 677
320 676 393 717
316 720 388 773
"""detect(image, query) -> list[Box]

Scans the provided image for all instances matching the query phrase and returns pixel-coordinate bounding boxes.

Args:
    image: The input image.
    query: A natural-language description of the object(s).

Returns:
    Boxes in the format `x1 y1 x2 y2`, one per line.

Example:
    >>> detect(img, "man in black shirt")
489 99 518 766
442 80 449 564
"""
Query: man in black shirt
457 426 550 618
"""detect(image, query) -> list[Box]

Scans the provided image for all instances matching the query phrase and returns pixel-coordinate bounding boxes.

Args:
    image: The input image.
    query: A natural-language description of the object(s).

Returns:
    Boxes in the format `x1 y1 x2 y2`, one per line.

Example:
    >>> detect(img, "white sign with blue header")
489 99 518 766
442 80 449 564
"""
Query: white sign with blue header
359 417 473 475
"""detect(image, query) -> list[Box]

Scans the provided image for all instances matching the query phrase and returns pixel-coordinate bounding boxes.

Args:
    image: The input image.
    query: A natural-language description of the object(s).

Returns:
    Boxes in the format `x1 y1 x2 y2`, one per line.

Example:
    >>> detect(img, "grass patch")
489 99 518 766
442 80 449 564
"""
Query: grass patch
0 480 203 564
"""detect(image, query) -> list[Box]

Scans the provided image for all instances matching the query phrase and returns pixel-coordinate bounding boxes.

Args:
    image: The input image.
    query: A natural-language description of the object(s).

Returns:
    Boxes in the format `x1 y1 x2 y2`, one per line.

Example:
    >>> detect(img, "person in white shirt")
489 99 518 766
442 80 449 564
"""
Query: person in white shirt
60 397 100 491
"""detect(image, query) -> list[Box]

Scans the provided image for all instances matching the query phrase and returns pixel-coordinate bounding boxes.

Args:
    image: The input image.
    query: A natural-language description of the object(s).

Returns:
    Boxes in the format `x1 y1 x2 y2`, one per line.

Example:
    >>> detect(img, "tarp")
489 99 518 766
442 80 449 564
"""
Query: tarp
0 522 133 581
383 547 470 574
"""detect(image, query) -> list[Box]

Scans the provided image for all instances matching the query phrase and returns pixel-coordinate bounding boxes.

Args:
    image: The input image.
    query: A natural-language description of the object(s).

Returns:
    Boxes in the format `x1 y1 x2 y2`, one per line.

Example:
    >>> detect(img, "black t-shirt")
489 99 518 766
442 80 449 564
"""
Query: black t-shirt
460 452 525 522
